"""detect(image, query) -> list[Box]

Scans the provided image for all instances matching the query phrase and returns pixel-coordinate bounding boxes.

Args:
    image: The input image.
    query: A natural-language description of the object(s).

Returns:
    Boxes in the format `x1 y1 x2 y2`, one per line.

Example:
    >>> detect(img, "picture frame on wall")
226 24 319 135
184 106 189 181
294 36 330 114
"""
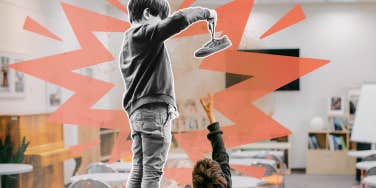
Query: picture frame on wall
46 83 63 112
0 52 26 98
328 96 345 116
45 67 94 112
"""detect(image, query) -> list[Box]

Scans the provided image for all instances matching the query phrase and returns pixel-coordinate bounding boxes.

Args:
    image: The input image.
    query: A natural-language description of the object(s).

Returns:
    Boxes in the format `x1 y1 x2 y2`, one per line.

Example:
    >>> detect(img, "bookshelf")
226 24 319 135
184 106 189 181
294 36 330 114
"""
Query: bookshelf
306 130 356 175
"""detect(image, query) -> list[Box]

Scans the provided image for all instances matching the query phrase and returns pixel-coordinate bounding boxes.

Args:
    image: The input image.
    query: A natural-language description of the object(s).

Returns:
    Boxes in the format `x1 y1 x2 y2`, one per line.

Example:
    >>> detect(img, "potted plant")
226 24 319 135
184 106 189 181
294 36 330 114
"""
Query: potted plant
0 135 29 188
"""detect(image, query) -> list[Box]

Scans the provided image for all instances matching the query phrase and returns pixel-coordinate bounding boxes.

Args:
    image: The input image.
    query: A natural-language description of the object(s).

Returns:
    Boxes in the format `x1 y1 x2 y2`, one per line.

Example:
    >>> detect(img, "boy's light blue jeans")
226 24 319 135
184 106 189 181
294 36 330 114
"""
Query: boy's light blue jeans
126 103 172 188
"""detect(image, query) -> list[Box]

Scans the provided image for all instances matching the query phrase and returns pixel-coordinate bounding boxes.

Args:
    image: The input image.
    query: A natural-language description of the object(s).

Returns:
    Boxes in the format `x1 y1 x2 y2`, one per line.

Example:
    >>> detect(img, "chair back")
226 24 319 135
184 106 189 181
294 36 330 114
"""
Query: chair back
363 154 376 162
251 162 278 176
256 153 287 175
87 162 117 174
69 178 111 188
367 167 376 176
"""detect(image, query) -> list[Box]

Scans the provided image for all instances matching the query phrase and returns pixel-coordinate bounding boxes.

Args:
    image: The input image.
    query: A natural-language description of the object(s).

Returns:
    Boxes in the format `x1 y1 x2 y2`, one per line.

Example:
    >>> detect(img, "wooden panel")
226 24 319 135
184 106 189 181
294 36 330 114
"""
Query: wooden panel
77 126 100 174
19 162 64 188
26 142 64 154
100 132 115 157
0 114 78 188
0 115 20 154
18 114 63 148
307 150 356 175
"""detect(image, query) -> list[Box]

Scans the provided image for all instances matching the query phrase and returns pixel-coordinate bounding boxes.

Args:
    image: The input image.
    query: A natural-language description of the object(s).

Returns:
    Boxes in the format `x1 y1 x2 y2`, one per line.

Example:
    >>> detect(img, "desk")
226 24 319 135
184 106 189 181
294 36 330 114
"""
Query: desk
364 176 376 187
71 173 129 188
232 176 264 188
109 162 132 173
231 150 284 159
348 150 376 158
0 164 33 188
356 161 376 171
356 161 376 187
236 142 291 174
167 152 189 160
230 158 276 167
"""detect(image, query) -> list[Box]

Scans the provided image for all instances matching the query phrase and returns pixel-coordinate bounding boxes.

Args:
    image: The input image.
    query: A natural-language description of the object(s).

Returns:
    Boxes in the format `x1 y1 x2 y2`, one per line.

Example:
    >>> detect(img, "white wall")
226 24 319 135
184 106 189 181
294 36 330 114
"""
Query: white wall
0 0 116 183
0 0 56 115
3 0 376 173
241 3 376 168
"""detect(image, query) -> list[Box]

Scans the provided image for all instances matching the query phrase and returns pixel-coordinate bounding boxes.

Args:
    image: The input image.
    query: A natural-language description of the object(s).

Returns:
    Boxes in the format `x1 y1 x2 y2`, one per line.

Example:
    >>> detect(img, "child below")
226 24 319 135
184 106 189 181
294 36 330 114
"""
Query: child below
120 0 217 187
192 93 232 188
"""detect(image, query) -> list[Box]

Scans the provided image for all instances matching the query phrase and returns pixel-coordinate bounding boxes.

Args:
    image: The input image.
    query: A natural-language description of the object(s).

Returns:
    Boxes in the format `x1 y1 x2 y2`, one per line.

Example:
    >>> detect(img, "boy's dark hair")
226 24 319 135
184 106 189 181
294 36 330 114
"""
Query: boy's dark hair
127 0 170 23
192 158 227 188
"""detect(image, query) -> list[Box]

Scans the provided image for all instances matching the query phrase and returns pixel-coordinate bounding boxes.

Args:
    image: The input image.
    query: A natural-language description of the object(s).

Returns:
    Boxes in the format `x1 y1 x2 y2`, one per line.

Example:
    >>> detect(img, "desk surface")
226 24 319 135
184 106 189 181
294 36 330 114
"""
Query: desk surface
356 161 376 170
232 176 264 188
71 173 129 183
109 162 132 172
0 164 33 175
230 158 276 166
348 150 376 158
237 142 291 150
231 150 284 158
364 176 376 186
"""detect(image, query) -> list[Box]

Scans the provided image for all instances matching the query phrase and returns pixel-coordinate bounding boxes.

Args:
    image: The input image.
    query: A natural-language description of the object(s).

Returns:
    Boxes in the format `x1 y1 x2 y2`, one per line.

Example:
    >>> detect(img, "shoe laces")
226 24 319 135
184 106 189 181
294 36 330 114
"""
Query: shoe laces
204 38 224 48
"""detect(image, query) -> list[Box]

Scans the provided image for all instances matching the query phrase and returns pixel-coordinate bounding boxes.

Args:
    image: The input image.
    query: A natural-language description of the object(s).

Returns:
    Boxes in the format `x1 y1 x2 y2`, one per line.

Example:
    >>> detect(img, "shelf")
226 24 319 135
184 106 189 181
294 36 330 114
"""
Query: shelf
307 130 356 175
100 129 119 135
329 131 349 134
307 149 329 151
100 133 116 157
101 155 110 162
309 130 349 134
307 150 356 175
308 148 350 151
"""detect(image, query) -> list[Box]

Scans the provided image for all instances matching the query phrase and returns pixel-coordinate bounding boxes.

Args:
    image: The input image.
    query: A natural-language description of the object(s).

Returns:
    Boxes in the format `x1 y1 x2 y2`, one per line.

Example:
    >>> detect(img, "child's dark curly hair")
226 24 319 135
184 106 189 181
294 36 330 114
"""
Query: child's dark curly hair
192 158 227 188
127 0 170 23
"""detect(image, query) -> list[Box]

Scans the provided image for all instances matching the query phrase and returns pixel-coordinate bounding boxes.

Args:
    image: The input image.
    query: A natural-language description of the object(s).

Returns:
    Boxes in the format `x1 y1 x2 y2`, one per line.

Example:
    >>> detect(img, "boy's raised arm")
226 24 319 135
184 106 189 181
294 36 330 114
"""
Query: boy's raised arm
200 94 232 186
144 7 217 42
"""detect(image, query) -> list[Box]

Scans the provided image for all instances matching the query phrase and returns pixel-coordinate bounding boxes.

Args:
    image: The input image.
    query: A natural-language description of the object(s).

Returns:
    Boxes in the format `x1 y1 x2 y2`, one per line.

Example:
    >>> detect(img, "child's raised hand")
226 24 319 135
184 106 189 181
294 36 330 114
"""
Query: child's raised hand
200 93 216 123
200 93 214 112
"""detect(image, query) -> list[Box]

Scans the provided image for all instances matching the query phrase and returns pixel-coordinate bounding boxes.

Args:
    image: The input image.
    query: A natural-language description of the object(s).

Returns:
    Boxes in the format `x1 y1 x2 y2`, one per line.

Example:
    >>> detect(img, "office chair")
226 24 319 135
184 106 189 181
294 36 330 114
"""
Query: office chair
363 154 376 162
87 162 117 174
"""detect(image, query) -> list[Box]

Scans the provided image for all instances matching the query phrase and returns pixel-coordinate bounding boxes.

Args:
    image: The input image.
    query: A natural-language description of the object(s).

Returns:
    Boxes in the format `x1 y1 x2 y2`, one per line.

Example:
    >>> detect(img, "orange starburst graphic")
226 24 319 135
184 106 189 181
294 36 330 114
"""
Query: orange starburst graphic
10 0 329 185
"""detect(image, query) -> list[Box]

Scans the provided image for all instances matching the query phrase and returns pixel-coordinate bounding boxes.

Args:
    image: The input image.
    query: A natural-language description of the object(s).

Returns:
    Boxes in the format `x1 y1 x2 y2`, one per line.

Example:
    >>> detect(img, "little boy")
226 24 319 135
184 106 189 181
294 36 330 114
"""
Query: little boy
120 0 217 187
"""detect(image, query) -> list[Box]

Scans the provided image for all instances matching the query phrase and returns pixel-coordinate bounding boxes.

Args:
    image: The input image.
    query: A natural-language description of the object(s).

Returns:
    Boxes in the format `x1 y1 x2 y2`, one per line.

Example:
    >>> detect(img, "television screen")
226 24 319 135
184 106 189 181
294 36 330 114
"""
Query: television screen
226 49 300 91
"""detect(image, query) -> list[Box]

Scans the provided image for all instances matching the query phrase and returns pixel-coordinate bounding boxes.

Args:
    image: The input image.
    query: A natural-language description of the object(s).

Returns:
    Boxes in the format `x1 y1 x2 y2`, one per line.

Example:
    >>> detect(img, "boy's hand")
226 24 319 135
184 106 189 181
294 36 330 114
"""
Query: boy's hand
200 93 216 124
208 9 217 35
207 9 217 39
208 9 217 23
